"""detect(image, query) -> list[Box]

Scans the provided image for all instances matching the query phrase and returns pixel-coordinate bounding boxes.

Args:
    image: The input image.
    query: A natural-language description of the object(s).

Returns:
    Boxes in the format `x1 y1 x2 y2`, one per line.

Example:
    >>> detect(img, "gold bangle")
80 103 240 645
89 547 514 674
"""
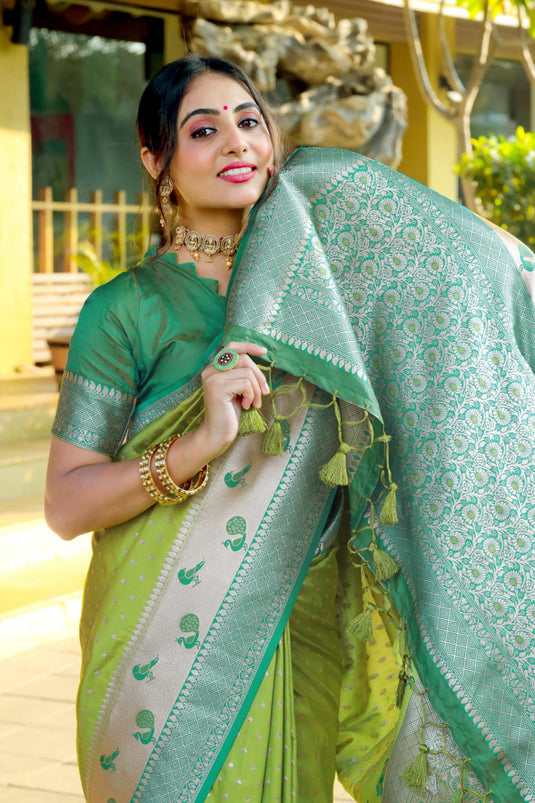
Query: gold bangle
154 435 210 499
139 443 184 505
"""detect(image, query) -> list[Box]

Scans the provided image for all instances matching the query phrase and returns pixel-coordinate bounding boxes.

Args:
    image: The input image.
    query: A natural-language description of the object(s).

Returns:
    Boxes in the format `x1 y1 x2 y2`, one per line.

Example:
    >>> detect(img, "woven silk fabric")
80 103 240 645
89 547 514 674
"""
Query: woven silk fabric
226 147 535 801
52 254 225 455
77 377 364 803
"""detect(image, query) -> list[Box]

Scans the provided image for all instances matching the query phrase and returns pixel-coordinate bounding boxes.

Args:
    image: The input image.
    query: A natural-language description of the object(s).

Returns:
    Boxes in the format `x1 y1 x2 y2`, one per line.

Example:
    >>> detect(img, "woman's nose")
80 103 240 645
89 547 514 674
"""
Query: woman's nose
223 125 248 154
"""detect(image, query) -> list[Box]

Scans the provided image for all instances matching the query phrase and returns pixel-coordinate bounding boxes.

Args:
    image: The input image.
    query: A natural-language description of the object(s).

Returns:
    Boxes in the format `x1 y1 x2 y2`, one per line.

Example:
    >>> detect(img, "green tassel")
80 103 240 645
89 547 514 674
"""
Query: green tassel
402 747 430 793
379 482 398 525
319 442 351 487
371 544 399 581
262 417 284 455
347 607 374 642
238 406 267 435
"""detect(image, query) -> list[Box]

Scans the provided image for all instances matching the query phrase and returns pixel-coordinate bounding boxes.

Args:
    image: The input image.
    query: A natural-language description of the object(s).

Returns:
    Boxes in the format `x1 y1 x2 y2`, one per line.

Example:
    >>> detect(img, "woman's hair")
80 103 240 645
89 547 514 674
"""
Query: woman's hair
137 54 281 245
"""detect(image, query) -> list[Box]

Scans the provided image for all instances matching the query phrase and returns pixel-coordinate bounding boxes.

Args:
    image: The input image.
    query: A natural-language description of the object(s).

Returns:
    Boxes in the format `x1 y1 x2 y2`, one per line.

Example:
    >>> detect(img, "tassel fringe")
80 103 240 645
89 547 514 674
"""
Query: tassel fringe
319 442 351 487
402 747 430 793
379 481 398 525
262 417 285 455
238 406 267 435
347 607 374 642
371 544 399 581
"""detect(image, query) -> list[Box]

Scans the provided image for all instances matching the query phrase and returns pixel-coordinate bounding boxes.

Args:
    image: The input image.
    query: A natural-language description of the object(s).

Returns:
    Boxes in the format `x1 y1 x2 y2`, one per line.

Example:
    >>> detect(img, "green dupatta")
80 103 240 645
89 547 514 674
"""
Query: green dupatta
225 147 535 802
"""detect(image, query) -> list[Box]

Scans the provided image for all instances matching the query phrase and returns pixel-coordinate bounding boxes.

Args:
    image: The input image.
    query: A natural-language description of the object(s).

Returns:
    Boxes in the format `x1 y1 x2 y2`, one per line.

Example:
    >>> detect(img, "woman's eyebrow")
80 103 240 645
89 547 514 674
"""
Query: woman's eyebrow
180 108 218 128
179 101 260 129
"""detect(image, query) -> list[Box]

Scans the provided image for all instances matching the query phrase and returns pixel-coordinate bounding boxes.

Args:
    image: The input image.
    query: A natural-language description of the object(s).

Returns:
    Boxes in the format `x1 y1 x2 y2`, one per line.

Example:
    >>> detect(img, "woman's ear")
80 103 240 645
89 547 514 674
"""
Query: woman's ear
140 147 161 180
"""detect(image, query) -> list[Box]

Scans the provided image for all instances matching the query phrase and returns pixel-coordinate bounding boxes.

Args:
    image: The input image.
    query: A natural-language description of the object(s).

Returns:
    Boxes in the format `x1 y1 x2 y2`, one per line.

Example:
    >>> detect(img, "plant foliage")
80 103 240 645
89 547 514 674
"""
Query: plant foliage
455 126 535 247
76 241 127 286
458 0 535 35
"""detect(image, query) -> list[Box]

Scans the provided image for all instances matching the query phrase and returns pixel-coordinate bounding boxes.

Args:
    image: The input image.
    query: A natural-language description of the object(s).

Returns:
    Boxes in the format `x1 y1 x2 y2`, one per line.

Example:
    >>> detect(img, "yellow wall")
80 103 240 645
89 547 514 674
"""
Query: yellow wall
390 16 458 200
163 13 187 63
0 28 33 373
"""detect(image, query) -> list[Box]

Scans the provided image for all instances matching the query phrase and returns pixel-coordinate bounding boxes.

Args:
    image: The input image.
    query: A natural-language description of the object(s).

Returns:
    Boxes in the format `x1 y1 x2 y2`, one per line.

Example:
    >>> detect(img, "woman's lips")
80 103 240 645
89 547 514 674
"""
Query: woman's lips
218 164 257 183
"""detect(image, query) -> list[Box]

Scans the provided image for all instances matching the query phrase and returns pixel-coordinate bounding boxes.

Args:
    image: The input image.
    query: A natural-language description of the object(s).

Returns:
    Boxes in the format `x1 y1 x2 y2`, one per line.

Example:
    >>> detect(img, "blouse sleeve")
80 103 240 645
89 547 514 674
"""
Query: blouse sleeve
51 272 139 456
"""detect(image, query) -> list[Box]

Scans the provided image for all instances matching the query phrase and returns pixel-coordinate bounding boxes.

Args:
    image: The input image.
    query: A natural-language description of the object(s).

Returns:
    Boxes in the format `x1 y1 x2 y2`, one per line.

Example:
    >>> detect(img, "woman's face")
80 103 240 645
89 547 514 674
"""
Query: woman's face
168 72 274 227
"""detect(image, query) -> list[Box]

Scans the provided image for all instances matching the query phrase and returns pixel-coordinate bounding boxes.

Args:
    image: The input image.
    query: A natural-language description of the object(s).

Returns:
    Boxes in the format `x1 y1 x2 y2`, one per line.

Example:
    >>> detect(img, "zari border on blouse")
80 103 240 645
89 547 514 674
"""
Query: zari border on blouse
52 370 136 456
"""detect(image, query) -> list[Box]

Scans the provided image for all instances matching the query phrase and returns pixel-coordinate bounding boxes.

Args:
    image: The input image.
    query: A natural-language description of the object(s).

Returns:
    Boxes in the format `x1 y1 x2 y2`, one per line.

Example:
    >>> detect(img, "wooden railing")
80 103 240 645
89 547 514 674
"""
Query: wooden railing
31 187 155 273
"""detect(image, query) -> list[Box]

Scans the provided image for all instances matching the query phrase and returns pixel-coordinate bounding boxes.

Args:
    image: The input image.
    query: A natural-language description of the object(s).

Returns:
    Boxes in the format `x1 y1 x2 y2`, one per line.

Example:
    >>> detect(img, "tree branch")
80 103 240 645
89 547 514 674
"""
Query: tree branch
438 0 465 94
458 1 497 147
402 0 456 118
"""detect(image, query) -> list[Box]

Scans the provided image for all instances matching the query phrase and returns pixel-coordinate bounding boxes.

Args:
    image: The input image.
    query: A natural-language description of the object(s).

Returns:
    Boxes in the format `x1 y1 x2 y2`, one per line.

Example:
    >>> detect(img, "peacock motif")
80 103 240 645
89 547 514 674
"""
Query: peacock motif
176 613 200 649
133 709 156 745
178 560 205 587
99 747 119 772
223 515 248 551
224 461 252 488
132 655 159 682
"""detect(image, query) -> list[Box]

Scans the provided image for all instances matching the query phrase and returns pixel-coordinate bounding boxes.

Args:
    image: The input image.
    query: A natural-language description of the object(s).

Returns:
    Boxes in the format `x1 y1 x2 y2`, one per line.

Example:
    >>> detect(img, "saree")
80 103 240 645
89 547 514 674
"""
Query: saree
56 254 396 800
226 147 535 801
54 147 535 802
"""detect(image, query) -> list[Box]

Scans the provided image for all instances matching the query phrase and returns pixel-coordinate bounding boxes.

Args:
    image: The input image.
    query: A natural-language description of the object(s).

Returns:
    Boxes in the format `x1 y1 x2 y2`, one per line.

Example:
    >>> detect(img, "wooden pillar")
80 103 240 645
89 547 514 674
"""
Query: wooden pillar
390 14 458 201
0 25 33 373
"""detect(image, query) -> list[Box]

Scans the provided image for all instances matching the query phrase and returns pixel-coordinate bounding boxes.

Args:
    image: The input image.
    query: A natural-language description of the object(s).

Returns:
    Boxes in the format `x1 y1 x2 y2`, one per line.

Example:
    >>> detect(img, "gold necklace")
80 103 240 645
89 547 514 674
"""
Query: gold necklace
175 226 240 270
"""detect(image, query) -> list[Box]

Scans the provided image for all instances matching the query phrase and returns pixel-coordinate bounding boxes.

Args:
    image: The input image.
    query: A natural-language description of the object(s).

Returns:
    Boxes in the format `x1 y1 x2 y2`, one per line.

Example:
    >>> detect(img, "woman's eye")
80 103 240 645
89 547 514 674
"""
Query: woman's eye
239 117 259 129
191 126 216 138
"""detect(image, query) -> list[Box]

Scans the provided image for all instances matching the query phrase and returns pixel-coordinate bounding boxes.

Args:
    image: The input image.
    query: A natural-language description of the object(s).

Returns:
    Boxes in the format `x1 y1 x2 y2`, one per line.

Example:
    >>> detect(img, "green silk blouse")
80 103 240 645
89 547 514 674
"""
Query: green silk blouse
51 249 226 455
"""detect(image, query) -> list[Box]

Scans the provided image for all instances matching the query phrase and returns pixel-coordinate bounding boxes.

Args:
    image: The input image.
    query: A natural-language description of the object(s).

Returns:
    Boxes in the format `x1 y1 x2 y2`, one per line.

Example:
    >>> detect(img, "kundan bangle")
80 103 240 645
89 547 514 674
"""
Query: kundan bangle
154 435 209 499
139 444 181 505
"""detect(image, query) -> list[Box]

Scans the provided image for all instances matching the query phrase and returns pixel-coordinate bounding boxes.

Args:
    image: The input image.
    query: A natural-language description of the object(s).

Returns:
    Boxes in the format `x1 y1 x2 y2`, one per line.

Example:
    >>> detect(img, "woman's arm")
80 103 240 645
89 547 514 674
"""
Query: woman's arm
45 342 269 540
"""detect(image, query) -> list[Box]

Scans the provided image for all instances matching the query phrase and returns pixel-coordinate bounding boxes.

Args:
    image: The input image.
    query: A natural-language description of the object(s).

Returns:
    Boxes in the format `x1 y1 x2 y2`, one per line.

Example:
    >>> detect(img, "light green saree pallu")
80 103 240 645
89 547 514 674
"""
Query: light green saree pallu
73 147 535 802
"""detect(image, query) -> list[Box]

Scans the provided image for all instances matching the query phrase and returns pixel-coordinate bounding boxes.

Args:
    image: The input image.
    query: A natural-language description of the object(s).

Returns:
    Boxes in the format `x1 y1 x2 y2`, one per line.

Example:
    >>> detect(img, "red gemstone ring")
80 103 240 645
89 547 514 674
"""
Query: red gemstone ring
213 349 240 371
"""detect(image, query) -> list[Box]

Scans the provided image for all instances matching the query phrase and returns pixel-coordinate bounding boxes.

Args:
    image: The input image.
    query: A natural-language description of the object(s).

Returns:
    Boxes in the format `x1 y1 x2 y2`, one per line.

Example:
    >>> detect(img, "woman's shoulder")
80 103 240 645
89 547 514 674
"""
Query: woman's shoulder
81 248 164 313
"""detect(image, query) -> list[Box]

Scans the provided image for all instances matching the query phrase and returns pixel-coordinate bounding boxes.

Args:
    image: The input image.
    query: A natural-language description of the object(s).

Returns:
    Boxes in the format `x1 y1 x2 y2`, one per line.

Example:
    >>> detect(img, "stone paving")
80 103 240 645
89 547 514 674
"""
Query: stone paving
0 634 354 802
0 636 83 802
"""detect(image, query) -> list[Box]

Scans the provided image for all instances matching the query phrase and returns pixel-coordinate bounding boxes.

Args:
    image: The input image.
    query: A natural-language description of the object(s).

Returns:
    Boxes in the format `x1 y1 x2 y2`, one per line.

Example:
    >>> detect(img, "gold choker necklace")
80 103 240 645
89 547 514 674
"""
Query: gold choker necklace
175 226 240 270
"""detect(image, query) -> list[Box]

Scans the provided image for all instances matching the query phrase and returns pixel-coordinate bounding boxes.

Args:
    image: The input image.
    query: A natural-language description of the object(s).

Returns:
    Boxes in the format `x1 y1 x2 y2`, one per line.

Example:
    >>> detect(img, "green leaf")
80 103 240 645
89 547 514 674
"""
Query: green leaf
456 126 535 246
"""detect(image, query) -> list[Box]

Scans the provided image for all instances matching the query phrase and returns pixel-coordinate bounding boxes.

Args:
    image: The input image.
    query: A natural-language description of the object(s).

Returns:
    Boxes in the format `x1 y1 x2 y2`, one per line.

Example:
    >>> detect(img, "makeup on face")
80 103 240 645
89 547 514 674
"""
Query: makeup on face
179 101 263 133
168 73 274 227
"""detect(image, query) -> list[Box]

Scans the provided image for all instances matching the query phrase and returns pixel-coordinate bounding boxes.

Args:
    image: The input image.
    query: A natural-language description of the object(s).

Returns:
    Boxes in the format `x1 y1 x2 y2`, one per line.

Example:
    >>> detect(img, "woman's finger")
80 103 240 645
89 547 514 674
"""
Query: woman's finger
206 344 269 395
223 341 267 357
204 368 263 409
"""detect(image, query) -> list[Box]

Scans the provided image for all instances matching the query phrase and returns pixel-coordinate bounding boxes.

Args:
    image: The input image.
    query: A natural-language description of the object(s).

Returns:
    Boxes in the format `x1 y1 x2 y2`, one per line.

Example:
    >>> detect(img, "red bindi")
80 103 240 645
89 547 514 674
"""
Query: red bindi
223 105 228 110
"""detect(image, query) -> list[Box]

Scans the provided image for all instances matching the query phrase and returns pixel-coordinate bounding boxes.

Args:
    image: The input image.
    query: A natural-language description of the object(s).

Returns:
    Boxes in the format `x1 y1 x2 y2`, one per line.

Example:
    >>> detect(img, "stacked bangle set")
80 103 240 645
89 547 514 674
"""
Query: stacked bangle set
139 434 209 505
138 349 241 504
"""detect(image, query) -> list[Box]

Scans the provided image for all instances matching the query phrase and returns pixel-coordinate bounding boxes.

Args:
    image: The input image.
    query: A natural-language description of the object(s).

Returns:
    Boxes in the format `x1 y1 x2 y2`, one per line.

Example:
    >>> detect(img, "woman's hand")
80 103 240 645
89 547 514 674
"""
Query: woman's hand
45 342 270 540
195 342 269 458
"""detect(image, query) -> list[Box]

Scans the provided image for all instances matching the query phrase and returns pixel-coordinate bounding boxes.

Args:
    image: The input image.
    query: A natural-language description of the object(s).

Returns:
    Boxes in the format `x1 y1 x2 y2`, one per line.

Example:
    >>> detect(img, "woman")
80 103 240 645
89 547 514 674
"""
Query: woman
46 55 535 802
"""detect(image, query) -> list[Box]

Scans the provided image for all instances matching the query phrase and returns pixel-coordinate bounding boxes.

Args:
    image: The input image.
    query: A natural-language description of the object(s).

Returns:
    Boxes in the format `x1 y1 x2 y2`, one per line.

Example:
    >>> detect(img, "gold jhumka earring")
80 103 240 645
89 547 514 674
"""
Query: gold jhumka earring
159 175 174 227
